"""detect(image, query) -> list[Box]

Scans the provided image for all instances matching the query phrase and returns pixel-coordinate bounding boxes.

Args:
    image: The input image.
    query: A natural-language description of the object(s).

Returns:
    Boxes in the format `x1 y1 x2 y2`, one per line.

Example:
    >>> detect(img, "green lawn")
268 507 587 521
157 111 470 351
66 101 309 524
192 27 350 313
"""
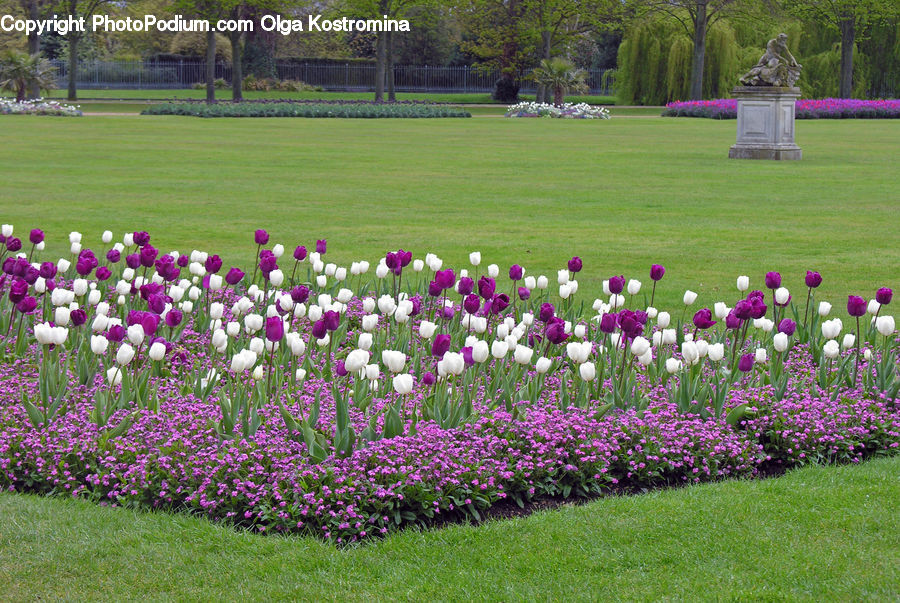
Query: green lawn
1 456 897 600
0 115 895 312
26 89 617 105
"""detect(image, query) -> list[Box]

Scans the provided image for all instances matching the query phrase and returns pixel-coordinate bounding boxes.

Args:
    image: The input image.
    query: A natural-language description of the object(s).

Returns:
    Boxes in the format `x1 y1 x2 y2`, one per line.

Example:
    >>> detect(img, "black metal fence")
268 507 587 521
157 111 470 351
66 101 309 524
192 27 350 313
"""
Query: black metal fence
49 59 616 95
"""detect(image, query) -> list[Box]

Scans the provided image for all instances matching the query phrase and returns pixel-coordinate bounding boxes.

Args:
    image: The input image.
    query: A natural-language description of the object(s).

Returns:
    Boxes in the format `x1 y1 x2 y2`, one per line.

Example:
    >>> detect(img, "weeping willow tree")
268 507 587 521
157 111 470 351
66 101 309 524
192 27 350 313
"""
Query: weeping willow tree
617 19 741 104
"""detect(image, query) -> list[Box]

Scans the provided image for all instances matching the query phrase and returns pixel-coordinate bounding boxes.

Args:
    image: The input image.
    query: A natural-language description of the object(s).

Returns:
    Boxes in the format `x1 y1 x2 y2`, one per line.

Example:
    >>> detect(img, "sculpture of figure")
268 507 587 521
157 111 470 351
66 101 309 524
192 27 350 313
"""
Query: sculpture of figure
739 33 802 87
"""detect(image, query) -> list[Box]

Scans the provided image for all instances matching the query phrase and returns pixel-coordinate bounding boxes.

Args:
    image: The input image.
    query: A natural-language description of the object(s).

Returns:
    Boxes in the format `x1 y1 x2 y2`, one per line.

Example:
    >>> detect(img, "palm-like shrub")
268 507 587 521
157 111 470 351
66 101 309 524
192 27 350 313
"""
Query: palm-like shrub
531 58 588 107
0 51 57 102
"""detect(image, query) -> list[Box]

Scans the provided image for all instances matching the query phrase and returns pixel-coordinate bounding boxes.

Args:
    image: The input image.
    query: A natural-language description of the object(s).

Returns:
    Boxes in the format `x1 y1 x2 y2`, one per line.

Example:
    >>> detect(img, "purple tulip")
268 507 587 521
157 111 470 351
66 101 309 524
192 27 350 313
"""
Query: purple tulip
693 309 716 329
599 313 617 334
725 310 742 330
518 286 530 301
778 318 796 336
805 271 822 288
422 372 436 386
139 246 158 268
8 279 27 303
539 303 555 323
650 264 665 281
457 277 474 296
225 268 244 286
254 229 269 245
477 276 496 300
463 294 480 315
335 361 348 377
398 250 412 267
5 237 21 252
29 229 44 245
545 318 569 345
148 294 166 314
177 254 189 268
266 316 284 342
23 266 39 284
568 256 582 273
323 311 341 332
70 309 87 327
847 295 867 317
385 252 401 275
39 262 56 279
165 309 183 328
259 253 277 274
461 346 474 366
509 265 523 281
435 269 455 290
765 271 781 289
428 280 442 297
106 249 121 264
16 295 37 314
126 253 140 270
141 314 159 337
432 334 451 358
316 239 327 254
738 354 754 373
133 231 150 246
492 294 510 314
608 275 625 295
290 286 309 304
749 298 767 320
876 287 892 305
618 311 643 338
409 297 422 317
107 325 126 342
205 255 223 274
293 245 307 261
311 319 327 340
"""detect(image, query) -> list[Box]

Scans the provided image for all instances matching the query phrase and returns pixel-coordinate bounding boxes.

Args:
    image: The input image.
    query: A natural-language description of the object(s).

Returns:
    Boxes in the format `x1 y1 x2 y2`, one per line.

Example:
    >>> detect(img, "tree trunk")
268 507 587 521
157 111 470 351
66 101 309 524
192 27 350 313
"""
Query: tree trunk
536 30 551 103
838 18 855 98
206 29 216 104
230 31 243 102
374 32 386 102
27 0 40 99
688 2 707 101
386 31 395 102
67 35 78 100
553 87 563 107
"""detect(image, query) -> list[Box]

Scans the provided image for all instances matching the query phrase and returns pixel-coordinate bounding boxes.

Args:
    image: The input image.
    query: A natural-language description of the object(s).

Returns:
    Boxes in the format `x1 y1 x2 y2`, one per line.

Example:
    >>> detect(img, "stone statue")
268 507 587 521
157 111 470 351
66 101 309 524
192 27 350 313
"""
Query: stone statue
739 33 802 87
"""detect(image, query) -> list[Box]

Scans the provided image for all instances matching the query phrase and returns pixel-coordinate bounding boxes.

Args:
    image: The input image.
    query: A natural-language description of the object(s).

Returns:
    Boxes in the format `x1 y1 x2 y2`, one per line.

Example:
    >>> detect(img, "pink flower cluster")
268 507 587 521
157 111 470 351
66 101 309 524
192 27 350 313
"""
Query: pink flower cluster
663 98 900 119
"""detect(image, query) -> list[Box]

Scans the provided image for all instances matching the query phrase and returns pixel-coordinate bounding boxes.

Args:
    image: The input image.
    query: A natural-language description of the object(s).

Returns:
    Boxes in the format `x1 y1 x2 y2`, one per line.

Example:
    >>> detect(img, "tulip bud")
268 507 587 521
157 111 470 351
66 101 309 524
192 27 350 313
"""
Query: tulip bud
842 333 855 350
775 287 790 305
91 335 109 355
818 301 832 317
736 276 749 292
116 343 135 366
683 290 698 305
627 279 641 295
252 366 264 381
579 362 596 382
491 340 507 360
106 367 123 386
657 311 671 329
536 275 548 290
773 332 788 352
755 348 768 364
469 251 481 266
149 341 166 361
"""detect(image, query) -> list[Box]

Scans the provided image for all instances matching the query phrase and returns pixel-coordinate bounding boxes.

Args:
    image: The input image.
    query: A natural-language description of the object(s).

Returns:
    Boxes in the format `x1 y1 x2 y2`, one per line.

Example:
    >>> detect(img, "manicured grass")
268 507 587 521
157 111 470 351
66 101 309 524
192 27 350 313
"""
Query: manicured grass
0 115 895 313
25 89 617 105
0 456 896 600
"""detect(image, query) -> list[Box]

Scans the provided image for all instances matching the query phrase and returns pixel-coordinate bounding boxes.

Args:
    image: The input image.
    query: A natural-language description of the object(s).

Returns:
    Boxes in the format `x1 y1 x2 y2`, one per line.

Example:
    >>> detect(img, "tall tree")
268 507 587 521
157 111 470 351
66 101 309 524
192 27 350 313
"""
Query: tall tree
782 0 899 97
630 0 756 100
54 0 110 99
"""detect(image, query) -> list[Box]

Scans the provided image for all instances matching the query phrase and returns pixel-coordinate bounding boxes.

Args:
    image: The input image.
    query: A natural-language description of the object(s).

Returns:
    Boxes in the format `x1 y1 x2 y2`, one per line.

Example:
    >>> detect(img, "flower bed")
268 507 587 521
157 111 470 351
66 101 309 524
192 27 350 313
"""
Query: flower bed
0 98 82 117
662 98 900 119
141 102 471 118
505 101 610 119
0 225 897 543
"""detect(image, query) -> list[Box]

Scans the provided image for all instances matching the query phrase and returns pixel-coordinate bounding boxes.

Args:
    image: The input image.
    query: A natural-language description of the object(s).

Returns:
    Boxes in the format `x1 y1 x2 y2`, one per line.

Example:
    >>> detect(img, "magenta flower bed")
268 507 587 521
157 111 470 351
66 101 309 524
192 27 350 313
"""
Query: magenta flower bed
0 225 897 543
663 98 900 119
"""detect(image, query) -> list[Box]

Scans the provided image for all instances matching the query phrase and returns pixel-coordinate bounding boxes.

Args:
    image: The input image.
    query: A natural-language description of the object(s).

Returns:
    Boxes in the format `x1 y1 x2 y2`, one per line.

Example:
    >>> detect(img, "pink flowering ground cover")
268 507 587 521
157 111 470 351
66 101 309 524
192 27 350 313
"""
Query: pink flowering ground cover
663 98 900 119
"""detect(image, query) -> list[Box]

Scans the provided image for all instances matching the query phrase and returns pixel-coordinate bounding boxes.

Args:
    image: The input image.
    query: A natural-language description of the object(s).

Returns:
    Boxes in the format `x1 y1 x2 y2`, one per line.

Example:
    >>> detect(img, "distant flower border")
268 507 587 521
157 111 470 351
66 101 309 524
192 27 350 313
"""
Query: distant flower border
506 101 611 119
0 98 82 117
663 98 900 119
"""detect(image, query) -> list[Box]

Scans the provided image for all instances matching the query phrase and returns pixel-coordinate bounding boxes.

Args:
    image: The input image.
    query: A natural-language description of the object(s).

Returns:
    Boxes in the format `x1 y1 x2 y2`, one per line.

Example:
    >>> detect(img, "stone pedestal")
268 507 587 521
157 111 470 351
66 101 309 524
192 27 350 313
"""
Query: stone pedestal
728 86 801 160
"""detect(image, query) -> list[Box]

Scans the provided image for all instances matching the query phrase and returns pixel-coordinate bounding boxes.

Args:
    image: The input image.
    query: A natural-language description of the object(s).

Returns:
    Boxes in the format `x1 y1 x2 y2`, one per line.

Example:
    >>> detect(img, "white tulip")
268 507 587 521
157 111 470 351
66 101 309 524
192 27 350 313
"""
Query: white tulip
116 343 135 366
773 332 788 353
818 301 832 317
271 243 284 258
377 295 397 316
149 341 167 361
364 364 380 381
336 288 353 304
230 354 246 373
559 283 572 299
821 318 841 340
514 345 533 365
662 329 677 345
666 358 683 374
714 302 729 320
681 341 699 365
683 290 698 305
610 294 625 309
469 251 481 266
392 373 414 395
875 315 895 337
627 279 642 295
252 366 264 381
209 302 224 320
823 340 840 359
412 259 424 272
695 340 708 358
867 299 881 315
90 335 109 355
307 305 323 322
91 314 109 332
842 333 856 350
240 349 258 369
381 350 407 373
708 343 725 362
557 269 570 286
54 307 71 327
102 230 113 243
212 329 227 349
638 350 653 366
438 352 465 376
106 367 123 387
775 287 790 305
524 276 536 290
579 362 596 382
487 264 499 278
57 258 71 273
631 336 651 357
471 316 487 334
181 301 193 313
362 314 379 332
418 321 437 339
249 337 264 355
736 276 749 292
345 349 369 373
536 275 548 290
656 311 671 329
316 275 327 288
208 274 224 291
375 263 389 279
0 224 12 237
755 348 768 364
491 340 507 360
244 314 263 334
574 324 587 339
357 332 373 351
472 340 490 363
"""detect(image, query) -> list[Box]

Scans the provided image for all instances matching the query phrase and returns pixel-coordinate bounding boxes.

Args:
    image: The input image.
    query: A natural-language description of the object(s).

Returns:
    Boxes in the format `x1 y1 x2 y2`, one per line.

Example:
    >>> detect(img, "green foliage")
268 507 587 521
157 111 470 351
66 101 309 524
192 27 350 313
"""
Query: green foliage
0 50 57 101
141 101 472 117
530 57 588 105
